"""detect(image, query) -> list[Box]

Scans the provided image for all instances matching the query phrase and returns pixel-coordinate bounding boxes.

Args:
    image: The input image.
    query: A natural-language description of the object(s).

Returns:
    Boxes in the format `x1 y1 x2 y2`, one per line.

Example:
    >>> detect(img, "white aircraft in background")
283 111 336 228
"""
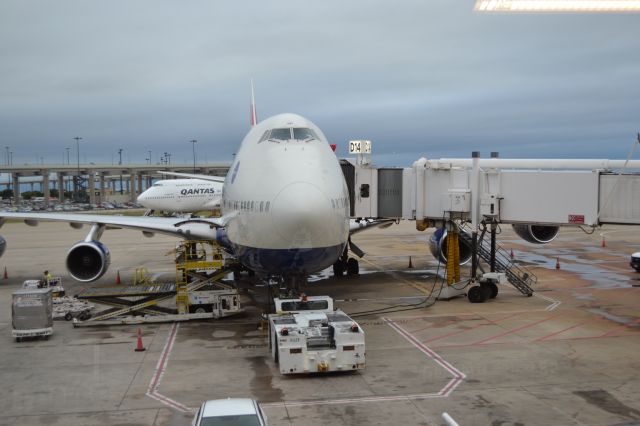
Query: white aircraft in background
137 178 223 214
0 109 371 288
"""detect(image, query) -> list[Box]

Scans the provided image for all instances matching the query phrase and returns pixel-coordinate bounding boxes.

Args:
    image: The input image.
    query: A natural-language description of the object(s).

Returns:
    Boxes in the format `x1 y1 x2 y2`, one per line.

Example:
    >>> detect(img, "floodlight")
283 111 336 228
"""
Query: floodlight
475 0 640 12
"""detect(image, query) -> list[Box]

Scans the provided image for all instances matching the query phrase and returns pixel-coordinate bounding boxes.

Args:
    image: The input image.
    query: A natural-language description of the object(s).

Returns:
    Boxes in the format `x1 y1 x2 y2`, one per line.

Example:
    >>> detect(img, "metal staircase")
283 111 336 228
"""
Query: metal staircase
458 227 536 296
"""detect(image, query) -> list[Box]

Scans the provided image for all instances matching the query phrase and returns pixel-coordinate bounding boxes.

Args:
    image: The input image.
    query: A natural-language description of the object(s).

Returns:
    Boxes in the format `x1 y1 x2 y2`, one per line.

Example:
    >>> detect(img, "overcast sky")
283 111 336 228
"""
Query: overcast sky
1 0 638 167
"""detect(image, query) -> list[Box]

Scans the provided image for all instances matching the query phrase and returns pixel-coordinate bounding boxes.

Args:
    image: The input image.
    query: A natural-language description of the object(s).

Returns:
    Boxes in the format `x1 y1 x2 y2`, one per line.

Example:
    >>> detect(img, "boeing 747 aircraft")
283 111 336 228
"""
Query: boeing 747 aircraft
137 178 223 214
0 112 358 289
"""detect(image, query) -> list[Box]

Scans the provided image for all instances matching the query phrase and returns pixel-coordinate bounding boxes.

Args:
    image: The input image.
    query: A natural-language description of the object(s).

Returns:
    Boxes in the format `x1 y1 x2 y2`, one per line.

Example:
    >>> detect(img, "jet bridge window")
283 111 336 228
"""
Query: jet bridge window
293 128 318 141
269 128 292 141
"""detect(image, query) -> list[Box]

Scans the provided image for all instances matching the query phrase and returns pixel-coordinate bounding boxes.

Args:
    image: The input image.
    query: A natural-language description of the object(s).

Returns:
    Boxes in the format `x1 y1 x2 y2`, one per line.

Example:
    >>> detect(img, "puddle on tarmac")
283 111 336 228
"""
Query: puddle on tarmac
513 248 632 289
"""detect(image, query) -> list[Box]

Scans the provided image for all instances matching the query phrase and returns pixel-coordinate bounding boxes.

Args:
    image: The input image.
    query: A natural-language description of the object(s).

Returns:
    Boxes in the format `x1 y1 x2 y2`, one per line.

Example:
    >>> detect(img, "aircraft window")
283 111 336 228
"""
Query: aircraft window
293 128 318 141
152 182 163 187
269 128 291 141
259 130 270 143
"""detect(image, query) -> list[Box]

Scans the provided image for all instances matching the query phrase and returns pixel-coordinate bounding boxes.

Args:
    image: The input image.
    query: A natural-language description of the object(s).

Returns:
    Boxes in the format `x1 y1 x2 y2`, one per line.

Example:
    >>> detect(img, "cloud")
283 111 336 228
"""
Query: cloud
0 0 638 166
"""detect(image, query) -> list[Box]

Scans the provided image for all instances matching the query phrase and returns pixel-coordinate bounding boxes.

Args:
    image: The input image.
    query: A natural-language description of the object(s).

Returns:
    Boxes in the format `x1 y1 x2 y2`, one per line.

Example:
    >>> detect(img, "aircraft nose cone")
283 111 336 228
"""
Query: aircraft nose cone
271 182 339 247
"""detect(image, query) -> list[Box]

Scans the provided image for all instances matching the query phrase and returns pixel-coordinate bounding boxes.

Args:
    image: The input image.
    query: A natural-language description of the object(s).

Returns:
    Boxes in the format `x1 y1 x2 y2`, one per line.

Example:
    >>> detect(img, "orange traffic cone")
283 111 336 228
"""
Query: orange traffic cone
116 270 121 285
510 249 514 260
555 258 560 270
408 256 413 269
134 328 146 352
601 237 606 248
3 267 7 280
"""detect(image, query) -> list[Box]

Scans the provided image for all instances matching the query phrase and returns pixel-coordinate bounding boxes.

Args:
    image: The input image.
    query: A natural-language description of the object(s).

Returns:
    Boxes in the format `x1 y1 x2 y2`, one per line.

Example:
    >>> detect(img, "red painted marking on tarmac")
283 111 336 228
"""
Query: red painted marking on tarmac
422 312 521 344
534 320 590 342
471 313 563 346
599 318 640 338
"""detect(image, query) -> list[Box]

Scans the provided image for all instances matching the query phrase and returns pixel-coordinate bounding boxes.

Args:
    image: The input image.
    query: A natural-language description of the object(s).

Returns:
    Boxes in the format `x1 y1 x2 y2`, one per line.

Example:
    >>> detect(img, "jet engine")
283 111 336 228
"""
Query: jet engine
428 229 472 265
511 224 559 244
66 241 111 282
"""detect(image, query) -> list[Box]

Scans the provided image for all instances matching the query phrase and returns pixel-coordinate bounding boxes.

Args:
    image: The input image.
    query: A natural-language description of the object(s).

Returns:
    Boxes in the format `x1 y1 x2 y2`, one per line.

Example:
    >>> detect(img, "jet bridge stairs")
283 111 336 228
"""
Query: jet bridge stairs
458 225 536 297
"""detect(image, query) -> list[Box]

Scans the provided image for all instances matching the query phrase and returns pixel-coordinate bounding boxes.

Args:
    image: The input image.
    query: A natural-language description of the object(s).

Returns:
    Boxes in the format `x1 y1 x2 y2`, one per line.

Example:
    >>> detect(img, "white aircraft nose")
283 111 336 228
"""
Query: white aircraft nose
271 182 344 248
136 191 147 203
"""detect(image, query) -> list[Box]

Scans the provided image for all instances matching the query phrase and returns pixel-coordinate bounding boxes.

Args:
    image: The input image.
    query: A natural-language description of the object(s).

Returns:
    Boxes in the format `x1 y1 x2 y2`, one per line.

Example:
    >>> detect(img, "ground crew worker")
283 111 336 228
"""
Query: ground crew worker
42 270 53 287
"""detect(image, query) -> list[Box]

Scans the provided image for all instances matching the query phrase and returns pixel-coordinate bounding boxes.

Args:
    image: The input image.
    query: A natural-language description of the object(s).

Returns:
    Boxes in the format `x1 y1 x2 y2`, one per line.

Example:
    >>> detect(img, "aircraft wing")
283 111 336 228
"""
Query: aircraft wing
348 219 397 258
0 212 234 240
349 218 396 235
158 171 226 183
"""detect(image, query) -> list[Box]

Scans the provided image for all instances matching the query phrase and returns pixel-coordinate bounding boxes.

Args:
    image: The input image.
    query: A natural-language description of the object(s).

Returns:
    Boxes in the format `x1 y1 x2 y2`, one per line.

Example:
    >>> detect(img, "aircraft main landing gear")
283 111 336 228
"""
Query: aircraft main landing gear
333 252 360 277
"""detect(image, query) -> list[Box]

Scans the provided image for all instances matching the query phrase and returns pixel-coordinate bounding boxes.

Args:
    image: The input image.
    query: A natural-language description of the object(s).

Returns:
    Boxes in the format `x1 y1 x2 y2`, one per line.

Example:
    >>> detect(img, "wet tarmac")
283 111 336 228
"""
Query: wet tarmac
0 221 638 425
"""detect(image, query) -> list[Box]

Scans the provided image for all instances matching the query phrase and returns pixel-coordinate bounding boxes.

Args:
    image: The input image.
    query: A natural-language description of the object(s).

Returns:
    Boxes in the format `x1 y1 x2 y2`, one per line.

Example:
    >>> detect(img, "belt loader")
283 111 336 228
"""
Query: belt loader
268 295 365 375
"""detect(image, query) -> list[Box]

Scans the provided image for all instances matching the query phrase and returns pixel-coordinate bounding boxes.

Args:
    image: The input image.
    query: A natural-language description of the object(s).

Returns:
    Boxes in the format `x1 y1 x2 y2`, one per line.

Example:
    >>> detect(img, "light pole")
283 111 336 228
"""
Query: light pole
66 147 70 165
148 150 152 165
190 140 197 172
4 146 8 166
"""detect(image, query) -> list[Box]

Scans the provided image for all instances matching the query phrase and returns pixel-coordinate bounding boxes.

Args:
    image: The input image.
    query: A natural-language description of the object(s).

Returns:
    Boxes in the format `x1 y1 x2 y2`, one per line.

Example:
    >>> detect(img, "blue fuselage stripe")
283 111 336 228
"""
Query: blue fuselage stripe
232 243 345 275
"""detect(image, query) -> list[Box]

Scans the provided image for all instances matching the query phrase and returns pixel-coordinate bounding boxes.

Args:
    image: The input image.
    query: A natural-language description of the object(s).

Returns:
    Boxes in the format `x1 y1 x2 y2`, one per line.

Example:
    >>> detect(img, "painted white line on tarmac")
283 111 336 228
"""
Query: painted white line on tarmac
146 323 194 413
262 317 466 408
534 292 562 311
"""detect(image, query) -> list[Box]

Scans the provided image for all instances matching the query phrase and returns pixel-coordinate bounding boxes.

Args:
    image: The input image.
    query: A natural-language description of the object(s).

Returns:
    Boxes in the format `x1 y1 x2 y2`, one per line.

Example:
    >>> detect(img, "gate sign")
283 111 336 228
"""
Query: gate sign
348 140 372 155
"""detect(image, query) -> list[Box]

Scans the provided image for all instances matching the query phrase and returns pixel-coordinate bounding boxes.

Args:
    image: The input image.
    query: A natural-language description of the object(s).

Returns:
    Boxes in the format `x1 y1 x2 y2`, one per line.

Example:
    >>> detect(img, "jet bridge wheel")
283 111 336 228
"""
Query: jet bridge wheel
468 283 496 303
468 285 491 303
488 282 498 299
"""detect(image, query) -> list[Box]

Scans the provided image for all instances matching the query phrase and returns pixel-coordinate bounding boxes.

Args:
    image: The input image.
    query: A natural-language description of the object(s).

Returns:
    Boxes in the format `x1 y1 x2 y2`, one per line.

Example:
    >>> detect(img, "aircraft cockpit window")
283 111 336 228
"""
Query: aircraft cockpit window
293 128 318 141
269 128 292 141
258 130 271 143
152 182 163 187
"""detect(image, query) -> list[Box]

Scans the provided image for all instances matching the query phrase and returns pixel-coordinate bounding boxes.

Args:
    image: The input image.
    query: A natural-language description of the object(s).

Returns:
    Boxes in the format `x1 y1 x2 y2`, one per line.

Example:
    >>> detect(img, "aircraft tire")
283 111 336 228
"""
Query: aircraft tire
347 258 359 276
333 260 345 277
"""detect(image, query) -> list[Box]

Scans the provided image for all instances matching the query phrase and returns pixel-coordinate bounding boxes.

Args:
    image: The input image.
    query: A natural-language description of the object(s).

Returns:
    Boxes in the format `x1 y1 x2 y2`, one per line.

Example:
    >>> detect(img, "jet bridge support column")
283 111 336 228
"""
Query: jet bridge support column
470 151 481 283
437 220 467 301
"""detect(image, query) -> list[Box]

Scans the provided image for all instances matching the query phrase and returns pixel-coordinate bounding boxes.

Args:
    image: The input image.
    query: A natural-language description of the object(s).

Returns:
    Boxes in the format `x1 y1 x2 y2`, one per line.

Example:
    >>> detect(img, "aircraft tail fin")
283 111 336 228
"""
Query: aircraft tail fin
250 78 258 127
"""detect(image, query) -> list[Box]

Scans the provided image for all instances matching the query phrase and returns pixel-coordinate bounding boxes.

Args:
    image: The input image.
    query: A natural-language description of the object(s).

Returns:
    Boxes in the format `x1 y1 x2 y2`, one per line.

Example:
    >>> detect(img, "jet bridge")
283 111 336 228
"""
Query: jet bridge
342 150 640 302
343 156 640 226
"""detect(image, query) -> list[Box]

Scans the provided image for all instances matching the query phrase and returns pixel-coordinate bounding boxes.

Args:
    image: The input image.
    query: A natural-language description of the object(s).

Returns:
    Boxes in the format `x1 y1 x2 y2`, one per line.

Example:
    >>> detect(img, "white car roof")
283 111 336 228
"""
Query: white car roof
202 398 258 417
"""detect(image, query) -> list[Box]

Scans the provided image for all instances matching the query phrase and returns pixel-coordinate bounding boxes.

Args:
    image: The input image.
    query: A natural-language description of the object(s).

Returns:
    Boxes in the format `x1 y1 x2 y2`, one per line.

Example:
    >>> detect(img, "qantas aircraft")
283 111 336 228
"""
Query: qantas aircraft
0 112 369 289
137 178 223 214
